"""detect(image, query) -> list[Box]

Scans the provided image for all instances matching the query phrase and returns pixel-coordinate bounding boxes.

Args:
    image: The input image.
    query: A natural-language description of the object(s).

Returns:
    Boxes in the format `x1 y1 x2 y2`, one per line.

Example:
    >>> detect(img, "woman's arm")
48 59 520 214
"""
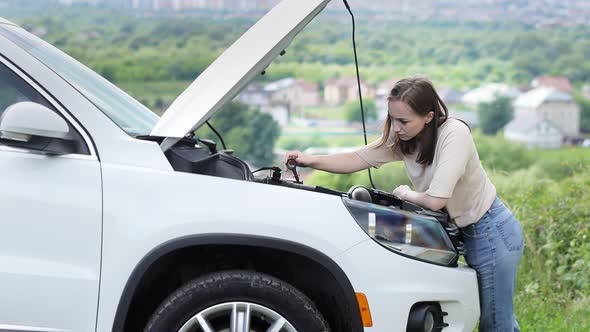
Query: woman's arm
284 151 371 174
310 152 371 174
393 185 448 211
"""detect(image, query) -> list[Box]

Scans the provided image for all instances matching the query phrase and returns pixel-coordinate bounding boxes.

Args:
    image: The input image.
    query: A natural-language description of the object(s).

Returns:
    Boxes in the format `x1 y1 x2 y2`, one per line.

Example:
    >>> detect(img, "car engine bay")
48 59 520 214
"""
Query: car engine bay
137 134 464 258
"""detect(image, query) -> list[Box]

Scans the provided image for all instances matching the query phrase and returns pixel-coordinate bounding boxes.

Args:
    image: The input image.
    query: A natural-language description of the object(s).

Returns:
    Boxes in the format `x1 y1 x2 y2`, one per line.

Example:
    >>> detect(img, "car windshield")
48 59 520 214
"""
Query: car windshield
0 24 158 137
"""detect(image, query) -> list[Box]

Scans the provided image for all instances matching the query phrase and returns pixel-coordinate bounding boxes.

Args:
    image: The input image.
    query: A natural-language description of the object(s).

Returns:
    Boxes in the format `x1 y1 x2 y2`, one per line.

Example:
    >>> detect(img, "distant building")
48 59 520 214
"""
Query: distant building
504 114 563 148
265 78 320 111
531 76 574 93
58 0 103 4
127 0 279 10
236 82 269 108
297 80 321 107
375 77 399 101
236 78 319 125
511 86 580 141
261 103 290 126
437 87 463 106
74 30 102 41
50 0 590 26
131 0 153 9
462 83 521 108
324 76 374 106
374 77 399 119
582 84 590 100
449 110 478 127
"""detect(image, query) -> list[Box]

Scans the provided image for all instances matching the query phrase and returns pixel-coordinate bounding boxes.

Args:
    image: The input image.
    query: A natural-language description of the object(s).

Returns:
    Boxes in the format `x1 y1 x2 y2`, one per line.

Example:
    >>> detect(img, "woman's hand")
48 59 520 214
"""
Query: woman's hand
284 151 314 168
392 185 412 200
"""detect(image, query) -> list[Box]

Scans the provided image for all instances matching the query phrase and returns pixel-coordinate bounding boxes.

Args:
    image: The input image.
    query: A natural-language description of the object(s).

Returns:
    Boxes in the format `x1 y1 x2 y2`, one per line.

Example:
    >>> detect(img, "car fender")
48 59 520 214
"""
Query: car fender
96 164 368 331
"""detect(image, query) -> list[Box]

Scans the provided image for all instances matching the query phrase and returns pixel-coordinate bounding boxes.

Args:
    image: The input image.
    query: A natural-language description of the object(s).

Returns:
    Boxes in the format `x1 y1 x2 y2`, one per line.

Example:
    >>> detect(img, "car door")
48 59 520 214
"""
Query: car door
0 59 102 331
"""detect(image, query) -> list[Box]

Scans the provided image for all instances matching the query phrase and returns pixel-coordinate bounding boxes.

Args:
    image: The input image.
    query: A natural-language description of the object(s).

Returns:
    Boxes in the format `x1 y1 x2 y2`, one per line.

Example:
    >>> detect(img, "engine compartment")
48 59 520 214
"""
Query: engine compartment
138 134 463 255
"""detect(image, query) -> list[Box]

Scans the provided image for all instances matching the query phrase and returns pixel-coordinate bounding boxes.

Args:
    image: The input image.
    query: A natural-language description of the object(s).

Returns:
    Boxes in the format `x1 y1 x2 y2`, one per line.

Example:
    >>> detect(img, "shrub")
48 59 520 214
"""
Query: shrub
478 95 514 135
344 98 377 123
473 131 533 172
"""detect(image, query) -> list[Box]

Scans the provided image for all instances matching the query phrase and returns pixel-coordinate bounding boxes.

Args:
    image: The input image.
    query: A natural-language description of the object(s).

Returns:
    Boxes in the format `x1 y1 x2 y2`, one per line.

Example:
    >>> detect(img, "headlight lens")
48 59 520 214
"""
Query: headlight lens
343 198 458 266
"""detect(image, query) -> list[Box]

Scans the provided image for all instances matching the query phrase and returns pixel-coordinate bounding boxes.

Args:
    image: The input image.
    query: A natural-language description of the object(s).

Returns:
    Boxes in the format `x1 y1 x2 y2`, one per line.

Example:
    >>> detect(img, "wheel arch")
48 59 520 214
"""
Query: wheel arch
112 234 364 332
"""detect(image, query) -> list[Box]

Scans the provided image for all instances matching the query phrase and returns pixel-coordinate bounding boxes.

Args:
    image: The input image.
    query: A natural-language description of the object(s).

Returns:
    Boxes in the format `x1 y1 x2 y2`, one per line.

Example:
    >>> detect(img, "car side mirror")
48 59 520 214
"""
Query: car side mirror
0 101 76 155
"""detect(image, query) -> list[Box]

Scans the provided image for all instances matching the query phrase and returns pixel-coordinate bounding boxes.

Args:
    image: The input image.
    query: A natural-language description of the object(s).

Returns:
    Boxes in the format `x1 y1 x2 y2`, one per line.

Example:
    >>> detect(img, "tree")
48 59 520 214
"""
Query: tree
477 95 514 135
344 98 377 123
574 94 590 133
154 97 165 110
195 101 281 167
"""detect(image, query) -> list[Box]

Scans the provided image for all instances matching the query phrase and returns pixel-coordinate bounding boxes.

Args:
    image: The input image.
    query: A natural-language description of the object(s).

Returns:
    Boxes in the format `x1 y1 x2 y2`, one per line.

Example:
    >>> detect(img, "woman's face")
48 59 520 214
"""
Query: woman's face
388 100 434 141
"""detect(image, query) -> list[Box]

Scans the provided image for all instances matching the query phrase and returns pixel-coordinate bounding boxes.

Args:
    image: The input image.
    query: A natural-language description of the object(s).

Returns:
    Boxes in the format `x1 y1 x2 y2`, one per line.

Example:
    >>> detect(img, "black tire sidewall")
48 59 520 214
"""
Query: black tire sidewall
145 270 329 332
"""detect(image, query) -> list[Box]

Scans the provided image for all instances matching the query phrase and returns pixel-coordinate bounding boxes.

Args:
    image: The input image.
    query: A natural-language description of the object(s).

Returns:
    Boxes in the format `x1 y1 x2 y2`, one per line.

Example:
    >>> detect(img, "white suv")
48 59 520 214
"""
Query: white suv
0 1 479 331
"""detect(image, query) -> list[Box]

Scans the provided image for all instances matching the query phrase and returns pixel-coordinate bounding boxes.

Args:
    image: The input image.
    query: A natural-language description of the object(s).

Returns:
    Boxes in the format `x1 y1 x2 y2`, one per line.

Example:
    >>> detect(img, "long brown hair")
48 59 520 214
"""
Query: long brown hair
378 76 448 166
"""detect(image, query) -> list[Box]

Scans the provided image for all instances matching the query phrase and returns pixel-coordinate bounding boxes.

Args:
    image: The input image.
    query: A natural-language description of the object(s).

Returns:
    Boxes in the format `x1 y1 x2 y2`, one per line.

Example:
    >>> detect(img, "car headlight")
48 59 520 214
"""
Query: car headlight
343 197 458 266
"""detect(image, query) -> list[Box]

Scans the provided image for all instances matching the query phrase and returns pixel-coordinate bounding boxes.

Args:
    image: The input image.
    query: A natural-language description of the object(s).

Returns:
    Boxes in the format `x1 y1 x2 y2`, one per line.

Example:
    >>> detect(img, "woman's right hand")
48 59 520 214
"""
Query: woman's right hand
284 151 314 168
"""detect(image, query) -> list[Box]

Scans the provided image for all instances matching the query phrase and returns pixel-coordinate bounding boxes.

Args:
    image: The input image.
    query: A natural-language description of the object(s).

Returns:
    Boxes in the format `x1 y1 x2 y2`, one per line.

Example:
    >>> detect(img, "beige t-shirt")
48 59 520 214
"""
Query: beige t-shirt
355 118 496 227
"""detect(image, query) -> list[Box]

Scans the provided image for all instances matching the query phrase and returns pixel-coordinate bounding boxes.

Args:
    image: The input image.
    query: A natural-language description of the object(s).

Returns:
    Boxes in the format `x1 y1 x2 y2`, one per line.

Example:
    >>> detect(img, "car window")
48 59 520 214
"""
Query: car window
0 62 90 155
0 62 53 116
0 25 159 137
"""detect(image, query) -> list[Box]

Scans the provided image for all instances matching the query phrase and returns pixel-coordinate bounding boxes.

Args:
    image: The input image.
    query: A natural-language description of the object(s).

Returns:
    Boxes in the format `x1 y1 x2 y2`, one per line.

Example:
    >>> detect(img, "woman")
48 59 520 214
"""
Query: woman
284 76 524 331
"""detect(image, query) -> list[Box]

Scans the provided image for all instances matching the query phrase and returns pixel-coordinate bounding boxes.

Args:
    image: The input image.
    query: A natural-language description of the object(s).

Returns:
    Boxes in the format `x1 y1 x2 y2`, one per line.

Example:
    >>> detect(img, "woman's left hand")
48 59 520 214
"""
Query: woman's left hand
393 185 412 200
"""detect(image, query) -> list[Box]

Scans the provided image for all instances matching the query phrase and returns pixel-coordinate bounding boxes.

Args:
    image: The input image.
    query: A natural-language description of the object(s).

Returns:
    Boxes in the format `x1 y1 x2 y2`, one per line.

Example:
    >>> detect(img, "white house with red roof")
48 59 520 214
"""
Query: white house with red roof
531 76 574 93
505 86 581 147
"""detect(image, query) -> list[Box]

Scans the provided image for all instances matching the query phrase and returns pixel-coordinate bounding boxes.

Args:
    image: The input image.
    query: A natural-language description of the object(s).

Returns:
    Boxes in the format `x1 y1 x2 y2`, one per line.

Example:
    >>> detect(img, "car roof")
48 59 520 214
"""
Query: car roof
0 17 18 26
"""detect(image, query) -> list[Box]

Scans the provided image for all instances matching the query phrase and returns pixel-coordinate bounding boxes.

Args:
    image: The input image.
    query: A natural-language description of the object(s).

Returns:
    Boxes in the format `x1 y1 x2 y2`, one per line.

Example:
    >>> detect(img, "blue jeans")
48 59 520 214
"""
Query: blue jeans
461 196 524 332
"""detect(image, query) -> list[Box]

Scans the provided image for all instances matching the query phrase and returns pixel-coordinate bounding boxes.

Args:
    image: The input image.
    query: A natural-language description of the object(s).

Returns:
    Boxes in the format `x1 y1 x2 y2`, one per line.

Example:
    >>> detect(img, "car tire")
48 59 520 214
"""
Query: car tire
144 270 330 332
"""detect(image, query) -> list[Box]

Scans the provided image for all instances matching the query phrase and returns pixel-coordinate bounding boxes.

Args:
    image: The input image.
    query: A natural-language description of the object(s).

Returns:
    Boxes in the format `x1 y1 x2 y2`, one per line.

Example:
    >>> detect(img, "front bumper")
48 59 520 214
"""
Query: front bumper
334 239 479 331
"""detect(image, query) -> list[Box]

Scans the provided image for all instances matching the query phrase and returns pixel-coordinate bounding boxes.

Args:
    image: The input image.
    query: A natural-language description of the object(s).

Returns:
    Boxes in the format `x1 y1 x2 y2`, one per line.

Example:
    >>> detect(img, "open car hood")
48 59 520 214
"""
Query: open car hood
151 0 331 150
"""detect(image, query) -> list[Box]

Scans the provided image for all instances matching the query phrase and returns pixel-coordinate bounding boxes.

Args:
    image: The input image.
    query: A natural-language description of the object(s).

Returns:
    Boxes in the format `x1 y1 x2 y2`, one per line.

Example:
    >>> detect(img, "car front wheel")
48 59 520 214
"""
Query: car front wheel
144 270 329 332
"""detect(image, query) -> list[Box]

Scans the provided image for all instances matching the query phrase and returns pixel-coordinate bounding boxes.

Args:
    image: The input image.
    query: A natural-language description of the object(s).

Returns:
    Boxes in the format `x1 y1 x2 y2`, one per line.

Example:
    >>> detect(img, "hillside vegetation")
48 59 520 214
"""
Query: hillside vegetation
5 7 590 90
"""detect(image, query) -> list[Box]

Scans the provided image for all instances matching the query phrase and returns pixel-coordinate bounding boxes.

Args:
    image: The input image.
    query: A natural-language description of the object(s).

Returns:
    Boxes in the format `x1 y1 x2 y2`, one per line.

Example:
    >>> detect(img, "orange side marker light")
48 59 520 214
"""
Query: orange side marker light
355 292 373 327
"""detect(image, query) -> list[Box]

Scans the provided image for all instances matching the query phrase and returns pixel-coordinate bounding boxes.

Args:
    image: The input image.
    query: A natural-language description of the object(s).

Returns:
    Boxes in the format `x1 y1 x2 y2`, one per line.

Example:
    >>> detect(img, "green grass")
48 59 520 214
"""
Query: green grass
515 295 590 331
301 106 346 120
531 147 590 162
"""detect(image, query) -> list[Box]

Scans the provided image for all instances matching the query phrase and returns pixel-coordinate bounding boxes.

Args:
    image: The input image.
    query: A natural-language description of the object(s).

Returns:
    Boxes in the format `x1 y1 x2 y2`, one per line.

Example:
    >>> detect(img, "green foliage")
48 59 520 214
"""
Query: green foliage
534 159 588 181
344 98 377 123
302 106 344 120
194 101 280 167
472 131 533 172
306 171 364 192
118 80 191 112
7 8 590 87
278 134 329 152
497 166 590 330
574 94 590 133
477 96 514 135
